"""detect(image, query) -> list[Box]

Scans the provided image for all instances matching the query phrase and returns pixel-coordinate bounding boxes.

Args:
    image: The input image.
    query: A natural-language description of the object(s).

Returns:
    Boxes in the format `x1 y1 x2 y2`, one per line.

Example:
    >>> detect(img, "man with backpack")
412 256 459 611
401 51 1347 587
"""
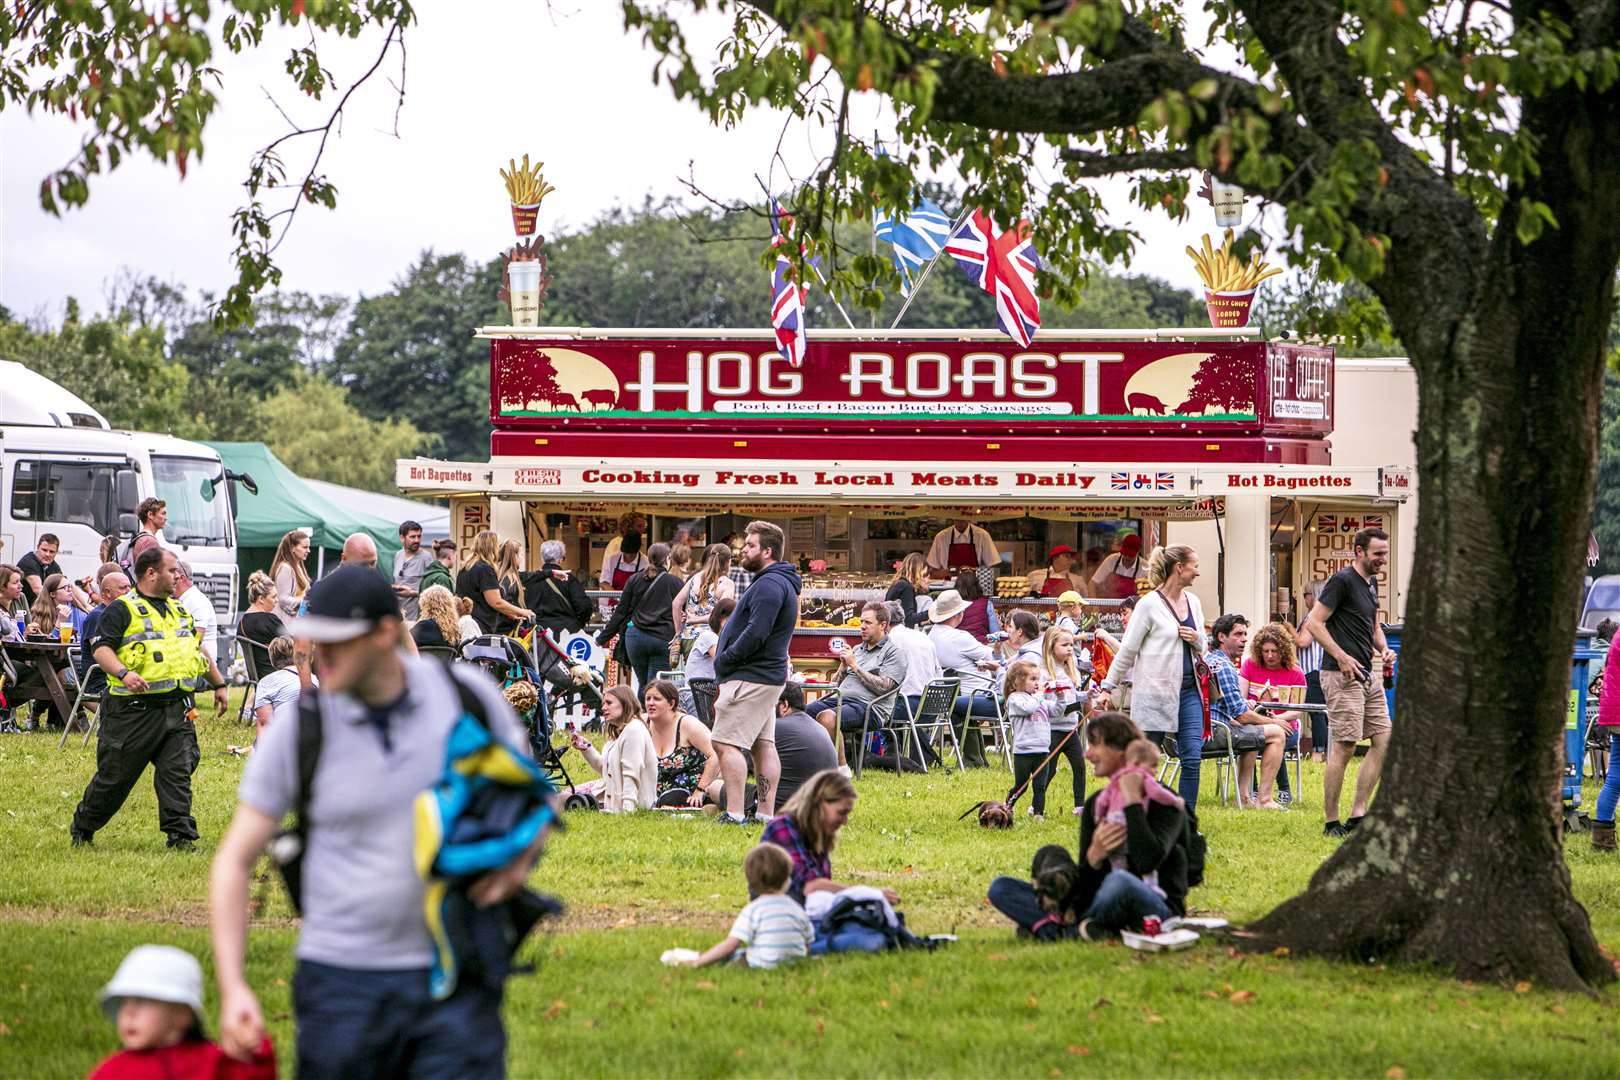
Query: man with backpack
208 565 552 1079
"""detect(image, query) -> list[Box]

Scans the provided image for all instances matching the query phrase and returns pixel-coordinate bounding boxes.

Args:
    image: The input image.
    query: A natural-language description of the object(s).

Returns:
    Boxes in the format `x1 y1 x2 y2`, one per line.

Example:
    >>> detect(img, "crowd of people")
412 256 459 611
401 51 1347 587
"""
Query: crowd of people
15 504 1460 1078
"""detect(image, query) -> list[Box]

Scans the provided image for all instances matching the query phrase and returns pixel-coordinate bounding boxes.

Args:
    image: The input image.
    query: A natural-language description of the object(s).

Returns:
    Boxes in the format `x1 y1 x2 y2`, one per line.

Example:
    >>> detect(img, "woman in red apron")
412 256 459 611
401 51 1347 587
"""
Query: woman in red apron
1097 534 1143 600
1037 545 1079 597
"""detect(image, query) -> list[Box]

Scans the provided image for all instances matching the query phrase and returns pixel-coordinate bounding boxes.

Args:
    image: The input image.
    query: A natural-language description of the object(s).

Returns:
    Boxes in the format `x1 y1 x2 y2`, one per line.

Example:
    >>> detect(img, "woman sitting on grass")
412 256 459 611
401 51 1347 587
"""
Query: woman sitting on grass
644 678 721 808
568 685 658 813
987 711 1191 941
761 769 902 953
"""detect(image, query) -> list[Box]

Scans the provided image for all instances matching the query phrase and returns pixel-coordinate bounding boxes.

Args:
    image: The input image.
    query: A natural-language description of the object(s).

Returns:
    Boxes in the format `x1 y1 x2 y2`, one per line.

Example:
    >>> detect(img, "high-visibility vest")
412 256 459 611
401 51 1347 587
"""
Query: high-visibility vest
108 592 209 696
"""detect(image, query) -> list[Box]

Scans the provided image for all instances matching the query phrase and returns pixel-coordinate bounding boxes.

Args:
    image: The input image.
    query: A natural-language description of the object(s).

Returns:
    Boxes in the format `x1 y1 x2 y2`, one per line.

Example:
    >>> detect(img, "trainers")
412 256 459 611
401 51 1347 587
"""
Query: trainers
713 814 751 827
837 765 853 779
70 831 93 847
166 838 198 852
1277 790 1293 806
1323 821 1349 839
1344 815 1365 832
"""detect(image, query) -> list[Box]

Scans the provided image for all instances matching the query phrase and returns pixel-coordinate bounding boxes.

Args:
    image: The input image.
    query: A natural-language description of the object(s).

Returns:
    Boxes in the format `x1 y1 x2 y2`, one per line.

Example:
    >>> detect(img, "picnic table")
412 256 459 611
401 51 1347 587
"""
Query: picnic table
3 639 75 724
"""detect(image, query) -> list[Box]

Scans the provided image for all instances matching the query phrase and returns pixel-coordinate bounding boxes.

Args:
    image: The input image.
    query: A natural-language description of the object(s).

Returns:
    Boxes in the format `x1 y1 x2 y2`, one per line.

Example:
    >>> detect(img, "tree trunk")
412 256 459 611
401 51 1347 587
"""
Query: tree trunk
1246 91 1620 993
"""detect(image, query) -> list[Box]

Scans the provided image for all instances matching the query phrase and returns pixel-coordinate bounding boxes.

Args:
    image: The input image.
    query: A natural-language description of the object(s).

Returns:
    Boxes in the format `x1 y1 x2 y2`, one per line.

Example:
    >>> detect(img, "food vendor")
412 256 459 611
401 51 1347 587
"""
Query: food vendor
1090 533 1144 599
1025 544 1085 597
926 518 999 577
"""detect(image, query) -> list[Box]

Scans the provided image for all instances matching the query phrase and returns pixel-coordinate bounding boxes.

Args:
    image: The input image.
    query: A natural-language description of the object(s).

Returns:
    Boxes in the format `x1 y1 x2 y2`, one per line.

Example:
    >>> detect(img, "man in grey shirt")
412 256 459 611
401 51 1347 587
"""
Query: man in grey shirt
805 601 907 745
774 682 839 806
209 566 549 1079
392 519 434 621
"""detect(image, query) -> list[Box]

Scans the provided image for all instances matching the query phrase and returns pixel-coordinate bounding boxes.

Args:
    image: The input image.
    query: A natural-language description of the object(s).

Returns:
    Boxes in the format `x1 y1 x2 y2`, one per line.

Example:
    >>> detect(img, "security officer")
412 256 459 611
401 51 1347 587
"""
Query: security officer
71 546 229 850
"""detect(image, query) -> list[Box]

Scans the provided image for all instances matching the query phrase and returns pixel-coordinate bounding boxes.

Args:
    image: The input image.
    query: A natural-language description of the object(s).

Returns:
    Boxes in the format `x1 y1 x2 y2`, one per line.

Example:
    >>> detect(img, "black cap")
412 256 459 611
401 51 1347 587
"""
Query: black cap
285 564 402 643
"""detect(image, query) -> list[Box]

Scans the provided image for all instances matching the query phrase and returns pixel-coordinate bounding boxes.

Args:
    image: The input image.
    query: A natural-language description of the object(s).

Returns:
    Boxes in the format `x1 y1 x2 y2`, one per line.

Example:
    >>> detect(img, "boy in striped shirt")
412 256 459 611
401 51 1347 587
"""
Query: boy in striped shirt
684 843 814 969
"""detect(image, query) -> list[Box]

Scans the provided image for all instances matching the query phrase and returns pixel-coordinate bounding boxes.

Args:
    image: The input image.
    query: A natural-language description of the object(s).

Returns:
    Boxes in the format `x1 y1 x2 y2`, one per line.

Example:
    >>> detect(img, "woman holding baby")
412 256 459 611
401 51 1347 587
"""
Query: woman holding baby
986 712 1193 941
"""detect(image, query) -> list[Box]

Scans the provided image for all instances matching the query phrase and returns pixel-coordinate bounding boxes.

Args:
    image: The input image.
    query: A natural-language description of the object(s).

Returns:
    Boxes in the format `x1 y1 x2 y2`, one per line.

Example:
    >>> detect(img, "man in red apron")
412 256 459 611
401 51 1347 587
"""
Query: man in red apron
1091 533 1143 600
926 519 998 579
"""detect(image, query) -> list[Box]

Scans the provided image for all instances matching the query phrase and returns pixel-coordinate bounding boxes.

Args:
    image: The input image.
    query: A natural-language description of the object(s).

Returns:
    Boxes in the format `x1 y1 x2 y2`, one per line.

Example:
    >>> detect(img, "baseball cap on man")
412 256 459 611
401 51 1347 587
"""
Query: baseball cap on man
286 564 402 643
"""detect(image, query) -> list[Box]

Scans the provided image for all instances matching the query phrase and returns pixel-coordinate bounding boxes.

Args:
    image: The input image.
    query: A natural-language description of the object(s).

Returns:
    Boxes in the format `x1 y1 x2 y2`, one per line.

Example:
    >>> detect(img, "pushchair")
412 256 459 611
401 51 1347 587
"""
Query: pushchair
459 634 584 805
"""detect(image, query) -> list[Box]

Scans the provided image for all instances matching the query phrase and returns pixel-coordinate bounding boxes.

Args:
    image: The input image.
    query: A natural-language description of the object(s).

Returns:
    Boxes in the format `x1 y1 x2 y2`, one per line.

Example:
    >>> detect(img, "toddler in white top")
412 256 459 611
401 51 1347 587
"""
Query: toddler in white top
1004 660 1054 819
684 843 813 969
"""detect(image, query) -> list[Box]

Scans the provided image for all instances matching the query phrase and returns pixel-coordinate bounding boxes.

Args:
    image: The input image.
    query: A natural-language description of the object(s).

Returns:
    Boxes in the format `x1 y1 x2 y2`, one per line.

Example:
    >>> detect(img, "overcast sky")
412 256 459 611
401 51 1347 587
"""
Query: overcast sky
1 2 1224 324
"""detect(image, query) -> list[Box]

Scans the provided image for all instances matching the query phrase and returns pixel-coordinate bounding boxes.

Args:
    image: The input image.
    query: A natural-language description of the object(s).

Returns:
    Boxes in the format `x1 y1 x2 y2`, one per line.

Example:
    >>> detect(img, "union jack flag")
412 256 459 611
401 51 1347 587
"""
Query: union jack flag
945 208 1042 346
1111 471 1175 492
770 199 811 365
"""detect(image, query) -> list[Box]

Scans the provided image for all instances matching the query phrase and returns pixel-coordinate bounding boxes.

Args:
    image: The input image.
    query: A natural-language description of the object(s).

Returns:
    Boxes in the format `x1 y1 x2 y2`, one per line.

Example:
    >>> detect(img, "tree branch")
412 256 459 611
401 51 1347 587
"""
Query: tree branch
1057 147 1198 176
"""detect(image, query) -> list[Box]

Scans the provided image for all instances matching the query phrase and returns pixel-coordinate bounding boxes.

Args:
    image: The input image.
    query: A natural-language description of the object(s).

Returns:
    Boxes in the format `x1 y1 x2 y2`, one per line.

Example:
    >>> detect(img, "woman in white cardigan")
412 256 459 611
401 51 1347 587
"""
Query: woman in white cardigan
569 685 659 813
1093 545 1210 808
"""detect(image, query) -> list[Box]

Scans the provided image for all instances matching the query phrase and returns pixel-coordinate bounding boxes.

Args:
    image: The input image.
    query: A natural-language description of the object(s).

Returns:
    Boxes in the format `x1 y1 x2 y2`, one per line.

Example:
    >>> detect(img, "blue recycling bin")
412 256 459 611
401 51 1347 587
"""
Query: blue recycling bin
1568 633 1601 812
1383 624 1600 814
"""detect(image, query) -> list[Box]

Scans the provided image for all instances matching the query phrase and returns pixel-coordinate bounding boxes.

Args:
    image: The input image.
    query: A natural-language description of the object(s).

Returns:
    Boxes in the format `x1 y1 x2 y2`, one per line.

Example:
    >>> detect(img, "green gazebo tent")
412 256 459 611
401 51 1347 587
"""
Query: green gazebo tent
206 441 408 603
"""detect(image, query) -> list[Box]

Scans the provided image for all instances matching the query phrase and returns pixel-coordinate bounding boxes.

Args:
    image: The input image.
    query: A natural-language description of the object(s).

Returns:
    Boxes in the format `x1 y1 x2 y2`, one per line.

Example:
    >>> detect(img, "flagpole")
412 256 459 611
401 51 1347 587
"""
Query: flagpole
754 175 857 331
888 206 971 331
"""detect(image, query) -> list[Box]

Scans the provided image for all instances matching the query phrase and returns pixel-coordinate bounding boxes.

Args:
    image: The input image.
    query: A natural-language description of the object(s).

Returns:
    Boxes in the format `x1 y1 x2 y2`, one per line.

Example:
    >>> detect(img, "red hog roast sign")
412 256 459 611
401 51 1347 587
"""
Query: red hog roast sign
489 337 1333 437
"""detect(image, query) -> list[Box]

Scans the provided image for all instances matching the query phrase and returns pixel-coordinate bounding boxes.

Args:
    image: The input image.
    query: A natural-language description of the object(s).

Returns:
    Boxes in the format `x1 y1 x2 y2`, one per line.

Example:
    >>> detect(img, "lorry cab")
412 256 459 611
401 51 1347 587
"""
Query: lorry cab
0 361 240 621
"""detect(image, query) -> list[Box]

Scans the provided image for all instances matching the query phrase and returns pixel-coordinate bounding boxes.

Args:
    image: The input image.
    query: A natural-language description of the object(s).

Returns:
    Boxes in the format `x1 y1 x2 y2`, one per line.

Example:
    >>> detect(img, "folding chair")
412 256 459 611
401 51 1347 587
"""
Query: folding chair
843 687 903 779
949 671 1012 770
896 677 963 774
57 654 101 748
1156 718 1239 805
235 635 270 726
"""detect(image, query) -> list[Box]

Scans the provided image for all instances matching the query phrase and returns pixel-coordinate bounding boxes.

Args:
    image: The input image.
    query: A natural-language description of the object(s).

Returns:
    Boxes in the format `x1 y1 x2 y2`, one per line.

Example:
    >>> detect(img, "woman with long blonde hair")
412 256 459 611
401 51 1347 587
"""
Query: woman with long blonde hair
1094 544 1209 809
885 552 932 628
413 585 463 650
456 529 532 636
1040 625 1087 812
567 685 657 812
269 530 311 619
671 542 735 642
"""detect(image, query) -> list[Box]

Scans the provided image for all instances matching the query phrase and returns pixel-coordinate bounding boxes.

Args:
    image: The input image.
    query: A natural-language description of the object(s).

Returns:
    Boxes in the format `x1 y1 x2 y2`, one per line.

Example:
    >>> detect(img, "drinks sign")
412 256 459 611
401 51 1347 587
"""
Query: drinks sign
487 336 1334 437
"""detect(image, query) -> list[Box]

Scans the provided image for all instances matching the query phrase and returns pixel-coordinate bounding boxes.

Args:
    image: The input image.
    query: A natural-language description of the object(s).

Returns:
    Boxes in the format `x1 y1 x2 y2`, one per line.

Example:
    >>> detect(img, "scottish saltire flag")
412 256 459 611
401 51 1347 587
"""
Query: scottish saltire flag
945 208 1042 346
873 198 953 294
770 199 809 365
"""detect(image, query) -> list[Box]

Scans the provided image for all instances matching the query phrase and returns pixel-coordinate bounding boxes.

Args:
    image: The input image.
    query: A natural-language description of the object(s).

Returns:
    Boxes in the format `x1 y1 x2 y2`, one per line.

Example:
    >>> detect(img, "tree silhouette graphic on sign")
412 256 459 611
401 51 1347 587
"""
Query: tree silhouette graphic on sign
1181 352 1256 415
498 350 579 412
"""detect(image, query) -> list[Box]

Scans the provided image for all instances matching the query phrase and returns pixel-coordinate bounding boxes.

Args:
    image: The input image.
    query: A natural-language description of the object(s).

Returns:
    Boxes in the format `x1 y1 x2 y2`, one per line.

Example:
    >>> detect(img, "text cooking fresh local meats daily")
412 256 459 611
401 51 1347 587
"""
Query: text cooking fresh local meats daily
561 468 1106 489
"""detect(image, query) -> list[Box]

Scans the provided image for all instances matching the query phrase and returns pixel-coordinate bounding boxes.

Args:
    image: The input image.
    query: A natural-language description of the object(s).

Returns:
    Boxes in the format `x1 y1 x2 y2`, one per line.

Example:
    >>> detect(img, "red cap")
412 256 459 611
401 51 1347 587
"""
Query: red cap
1120 534 1142 556
1047 545 1077 561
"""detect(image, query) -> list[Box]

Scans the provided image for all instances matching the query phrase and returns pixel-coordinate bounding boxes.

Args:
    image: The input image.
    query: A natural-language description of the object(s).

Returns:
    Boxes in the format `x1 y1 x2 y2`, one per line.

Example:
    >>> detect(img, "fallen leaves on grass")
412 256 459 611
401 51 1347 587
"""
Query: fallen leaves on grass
1066 1045 1091 1057
1386 1068 1405 1079
1514 981 1532 994
543 1000 567 1020
1229 990 1256 1004
695 980 716 991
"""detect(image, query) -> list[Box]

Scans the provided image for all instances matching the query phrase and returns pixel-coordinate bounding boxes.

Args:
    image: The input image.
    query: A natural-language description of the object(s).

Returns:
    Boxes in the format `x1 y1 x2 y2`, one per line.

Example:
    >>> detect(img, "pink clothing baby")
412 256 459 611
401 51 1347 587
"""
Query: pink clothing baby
1091 739 1184 891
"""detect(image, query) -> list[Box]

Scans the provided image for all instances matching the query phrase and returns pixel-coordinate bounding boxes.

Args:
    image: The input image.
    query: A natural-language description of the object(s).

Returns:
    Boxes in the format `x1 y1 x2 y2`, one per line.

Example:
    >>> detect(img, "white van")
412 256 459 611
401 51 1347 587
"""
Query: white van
0 361 243 621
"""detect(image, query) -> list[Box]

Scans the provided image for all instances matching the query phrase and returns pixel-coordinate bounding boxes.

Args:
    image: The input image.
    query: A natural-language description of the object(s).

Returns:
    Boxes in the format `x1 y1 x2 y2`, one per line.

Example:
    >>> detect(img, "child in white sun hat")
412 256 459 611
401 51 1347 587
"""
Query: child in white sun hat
89 944 275 1079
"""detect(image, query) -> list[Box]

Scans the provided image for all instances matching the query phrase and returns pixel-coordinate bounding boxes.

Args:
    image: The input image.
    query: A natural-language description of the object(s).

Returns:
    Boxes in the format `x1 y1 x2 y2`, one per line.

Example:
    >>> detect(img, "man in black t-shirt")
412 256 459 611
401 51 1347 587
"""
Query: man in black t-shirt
1306 527 1397 839
19 534 66 609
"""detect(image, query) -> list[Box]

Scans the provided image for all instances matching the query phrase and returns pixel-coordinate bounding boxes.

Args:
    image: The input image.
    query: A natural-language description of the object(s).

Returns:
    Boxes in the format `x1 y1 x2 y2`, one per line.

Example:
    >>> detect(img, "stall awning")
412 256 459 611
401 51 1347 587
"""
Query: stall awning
396 456 1413 509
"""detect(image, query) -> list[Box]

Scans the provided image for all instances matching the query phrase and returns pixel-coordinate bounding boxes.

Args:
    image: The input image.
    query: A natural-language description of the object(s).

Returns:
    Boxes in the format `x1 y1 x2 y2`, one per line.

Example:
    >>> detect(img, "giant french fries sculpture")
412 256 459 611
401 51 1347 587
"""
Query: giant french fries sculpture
502 153 557 236
1186 228 1281 327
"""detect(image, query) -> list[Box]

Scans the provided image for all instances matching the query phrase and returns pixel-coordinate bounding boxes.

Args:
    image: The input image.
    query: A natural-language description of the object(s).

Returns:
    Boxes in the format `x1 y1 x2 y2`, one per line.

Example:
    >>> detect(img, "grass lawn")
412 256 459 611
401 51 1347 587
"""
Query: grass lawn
2 696 1619 1078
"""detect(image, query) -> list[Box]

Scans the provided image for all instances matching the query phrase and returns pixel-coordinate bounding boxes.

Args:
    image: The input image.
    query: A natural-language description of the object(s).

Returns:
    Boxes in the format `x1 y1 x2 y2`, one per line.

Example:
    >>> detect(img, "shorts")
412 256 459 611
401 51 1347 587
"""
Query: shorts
710 679 782 749
1321 660 1391 743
